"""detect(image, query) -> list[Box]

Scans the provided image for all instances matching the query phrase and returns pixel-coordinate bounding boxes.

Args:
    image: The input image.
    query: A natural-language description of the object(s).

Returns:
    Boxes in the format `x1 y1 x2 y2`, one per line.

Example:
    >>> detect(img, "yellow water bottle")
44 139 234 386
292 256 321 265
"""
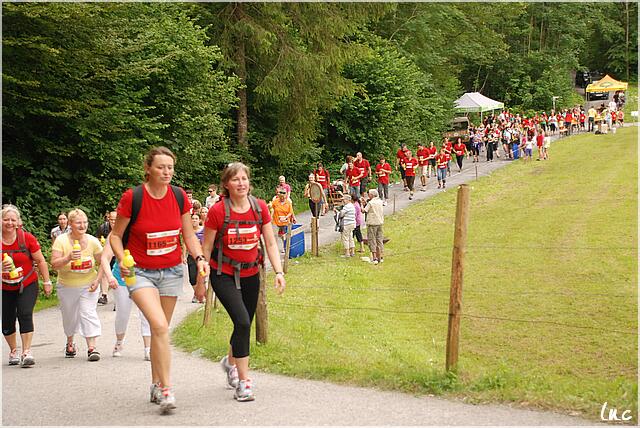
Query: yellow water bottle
72 240 82 268
3 254 19 279
123 250 136 286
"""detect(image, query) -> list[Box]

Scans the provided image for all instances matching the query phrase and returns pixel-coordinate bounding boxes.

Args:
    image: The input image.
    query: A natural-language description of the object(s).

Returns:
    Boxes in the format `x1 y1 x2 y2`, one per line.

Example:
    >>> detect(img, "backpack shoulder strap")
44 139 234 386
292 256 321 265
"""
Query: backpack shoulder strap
122 185 144 248
16 229 32 260
170 185 185 214
130 185 144 225
248 195 263 226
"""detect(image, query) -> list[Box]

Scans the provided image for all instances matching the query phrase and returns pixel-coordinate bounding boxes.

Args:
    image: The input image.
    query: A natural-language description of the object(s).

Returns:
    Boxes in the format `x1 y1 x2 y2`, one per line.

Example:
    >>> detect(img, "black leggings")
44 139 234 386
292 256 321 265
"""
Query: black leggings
308 199 322 218
353 225 363 243
2 281 38 336
456 155 463 169
211 272 260 358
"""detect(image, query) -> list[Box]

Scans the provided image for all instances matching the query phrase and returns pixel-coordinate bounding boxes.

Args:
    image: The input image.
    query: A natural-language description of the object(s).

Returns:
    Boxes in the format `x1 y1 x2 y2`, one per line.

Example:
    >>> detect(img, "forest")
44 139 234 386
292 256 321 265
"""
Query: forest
2 2 637 246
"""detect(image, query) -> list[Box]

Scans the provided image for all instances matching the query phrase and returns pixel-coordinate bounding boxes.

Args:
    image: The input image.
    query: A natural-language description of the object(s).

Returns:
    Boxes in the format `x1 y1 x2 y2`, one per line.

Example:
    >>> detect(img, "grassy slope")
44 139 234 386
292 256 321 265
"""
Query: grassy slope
174 127 637 421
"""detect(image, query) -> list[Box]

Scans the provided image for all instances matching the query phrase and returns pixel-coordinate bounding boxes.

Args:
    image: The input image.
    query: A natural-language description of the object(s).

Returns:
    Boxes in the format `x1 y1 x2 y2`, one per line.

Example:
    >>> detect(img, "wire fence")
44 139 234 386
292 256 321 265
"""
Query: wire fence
270 301 637 336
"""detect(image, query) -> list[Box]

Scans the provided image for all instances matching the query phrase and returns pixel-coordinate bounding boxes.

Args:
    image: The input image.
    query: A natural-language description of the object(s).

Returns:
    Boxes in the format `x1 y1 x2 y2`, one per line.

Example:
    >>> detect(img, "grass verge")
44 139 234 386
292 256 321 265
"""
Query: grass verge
174 127 637 422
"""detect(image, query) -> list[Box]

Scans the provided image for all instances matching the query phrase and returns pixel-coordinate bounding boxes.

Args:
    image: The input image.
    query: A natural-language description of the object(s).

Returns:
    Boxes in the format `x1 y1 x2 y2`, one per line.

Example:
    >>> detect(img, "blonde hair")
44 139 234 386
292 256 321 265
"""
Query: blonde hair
220 162 252 198
1 204 21 223
144 146 176 181
67 208 88 225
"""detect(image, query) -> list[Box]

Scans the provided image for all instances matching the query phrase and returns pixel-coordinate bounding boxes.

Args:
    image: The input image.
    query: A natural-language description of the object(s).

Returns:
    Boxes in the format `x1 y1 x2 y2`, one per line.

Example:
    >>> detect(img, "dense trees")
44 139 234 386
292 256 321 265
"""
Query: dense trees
3 2 637 245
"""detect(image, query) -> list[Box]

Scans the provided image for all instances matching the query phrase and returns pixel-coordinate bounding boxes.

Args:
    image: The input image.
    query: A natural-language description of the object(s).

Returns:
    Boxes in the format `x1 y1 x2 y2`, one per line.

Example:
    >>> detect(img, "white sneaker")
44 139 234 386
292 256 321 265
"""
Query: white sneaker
112 343 123 358
158 387 176 413
150 383 162 404
234 379 255 402
20 350 35 367
220 355 239 389
8 349 19 366
382 201 387 206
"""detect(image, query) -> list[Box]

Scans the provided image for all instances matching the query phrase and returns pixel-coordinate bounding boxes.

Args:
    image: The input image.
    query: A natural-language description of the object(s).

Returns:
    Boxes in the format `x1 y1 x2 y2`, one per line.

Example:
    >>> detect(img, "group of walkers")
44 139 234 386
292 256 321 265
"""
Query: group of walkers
3 101 625 415
3 147 286 414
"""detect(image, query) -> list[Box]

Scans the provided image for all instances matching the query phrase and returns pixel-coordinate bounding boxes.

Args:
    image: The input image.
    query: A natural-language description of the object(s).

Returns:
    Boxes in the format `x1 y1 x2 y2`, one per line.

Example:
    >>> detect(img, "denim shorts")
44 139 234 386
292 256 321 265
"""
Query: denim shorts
127 264 184 297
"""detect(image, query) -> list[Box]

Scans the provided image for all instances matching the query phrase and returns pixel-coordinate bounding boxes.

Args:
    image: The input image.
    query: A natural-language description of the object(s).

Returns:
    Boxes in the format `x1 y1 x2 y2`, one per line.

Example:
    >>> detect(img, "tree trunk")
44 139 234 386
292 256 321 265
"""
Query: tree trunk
625 2 630 82
234 4 249 148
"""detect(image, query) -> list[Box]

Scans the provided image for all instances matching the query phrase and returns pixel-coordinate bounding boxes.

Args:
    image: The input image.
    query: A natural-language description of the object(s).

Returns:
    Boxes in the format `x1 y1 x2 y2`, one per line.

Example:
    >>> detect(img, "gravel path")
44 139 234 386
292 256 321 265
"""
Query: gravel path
2 131 606 425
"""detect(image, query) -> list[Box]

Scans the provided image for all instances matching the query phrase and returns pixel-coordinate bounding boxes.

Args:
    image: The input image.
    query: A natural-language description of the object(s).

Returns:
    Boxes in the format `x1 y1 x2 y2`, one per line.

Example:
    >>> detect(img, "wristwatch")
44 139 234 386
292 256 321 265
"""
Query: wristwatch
275 272 284 276
195 255 206 262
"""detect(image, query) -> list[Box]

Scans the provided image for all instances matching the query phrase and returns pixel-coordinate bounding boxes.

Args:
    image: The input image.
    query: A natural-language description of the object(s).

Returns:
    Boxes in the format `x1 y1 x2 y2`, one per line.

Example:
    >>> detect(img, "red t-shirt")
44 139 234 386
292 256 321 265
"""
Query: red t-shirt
444 142 452 155
579 113 586 122
206 198 271 278
416 148 429 166
347 166 361 187
353 158 371 178
403 158 418 176
453 143 466 156
536 134 544 147
375 162 391 185
427 146 437 159
396 148 407 163
116 185 192 269
314 169 330 189
436 153 448 169
2 230 40 291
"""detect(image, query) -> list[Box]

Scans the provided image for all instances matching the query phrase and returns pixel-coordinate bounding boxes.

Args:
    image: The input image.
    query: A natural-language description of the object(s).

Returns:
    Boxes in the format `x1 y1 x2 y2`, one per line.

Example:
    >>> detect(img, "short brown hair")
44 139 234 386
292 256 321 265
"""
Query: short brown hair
144 146 176 181
219 162 252 198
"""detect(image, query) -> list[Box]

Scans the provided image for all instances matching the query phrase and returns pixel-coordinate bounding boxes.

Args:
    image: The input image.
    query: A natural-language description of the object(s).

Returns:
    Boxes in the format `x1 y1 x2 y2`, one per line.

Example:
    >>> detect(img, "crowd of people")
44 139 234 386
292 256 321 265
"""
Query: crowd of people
2 99 627 415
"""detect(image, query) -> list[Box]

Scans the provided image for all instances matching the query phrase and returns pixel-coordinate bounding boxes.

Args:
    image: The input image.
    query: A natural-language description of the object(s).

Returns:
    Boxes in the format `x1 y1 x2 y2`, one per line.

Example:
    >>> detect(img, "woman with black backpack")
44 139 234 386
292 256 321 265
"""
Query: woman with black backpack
110 146 209 414
201 162 285 402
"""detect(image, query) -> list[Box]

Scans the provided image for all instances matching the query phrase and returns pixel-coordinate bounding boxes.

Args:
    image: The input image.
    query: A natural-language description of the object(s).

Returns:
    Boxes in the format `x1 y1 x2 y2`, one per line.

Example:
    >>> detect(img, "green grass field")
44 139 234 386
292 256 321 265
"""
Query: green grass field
175 127 638 422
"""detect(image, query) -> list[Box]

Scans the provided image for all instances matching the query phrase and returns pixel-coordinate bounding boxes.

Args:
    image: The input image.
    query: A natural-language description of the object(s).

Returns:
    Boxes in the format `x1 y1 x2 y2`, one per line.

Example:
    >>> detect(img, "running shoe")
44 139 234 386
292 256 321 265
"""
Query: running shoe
220 355 239 389
112 343 123 358
234 379 255 402
144 348 151 361
87 347 101 362
158 387 176 413
65 343 77 358
150 382 162 404
20 350 35 367
382 201 387 206
8 349 20 366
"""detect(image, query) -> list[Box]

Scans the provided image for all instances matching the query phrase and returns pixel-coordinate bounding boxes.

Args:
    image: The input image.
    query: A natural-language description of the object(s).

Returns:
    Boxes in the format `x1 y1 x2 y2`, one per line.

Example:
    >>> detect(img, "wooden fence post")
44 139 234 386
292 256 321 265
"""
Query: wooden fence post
311 217 319 256
445 184 470 372
255 263 268 344
202 276 213 327
283 224 292 273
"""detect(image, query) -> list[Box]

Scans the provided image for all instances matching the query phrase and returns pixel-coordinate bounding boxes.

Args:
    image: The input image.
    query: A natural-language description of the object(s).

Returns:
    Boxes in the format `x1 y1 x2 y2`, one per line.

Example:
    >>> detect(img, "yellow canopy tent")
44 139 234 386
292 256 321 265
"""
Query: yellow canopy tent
585 74 628 93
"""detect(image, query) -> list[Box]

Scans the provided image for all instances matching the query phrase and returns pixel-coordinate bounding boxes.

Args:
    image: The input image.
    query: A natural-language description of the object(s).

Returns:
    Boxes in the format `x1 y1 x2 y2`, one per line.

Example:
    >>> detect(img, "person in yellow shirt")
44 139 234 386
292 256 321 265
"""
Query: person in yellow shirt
587 106 597 132
268 187 296 251
51 208 104 362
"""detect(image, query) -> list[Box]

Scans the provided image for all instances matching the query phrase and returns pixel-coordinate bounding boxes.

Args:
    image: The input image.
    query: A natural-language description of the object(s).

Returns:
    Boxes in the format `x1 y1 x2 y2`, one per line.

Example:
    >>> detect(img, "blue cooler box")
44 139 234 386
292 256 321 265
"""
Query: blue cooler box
288 224 305 258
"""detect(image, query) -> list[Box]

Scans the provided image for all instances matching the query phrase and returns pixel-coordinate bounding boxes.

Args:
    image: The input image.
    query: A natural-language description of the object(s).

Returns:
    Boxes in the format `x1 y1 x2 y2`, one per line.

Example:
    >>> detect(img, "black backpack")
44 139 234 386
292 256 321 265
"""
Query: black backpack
212 195 265 289
121 184 185 249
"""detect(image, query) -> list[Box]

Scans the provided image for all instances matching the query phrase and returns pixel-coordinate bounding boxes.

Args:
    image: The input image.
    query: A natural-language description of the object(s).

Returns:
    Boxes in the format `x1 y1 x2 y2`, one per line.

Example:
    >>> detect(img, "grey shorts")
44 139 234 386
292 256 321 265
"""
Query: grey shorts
127 264 184 297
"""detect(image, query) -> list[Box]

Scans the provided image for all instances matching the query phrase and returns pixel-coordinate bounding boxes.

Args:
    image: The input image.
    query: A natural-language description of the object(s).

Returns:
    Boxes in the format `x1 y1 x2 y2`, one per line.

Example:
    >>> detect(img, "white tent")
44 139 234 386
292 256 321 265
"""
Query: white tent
454 92 504 113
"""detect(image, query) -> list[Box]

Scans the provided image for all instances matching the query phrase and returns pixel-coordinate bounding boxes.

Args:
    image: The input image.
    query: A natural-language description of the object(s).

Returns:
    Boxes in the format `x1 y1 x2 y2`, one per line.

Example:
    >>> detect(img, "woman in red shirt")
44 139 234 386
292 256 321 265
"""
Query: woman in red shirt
110 146 209 414
202 162 285 402
2 205 52 367
453 138 467 172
